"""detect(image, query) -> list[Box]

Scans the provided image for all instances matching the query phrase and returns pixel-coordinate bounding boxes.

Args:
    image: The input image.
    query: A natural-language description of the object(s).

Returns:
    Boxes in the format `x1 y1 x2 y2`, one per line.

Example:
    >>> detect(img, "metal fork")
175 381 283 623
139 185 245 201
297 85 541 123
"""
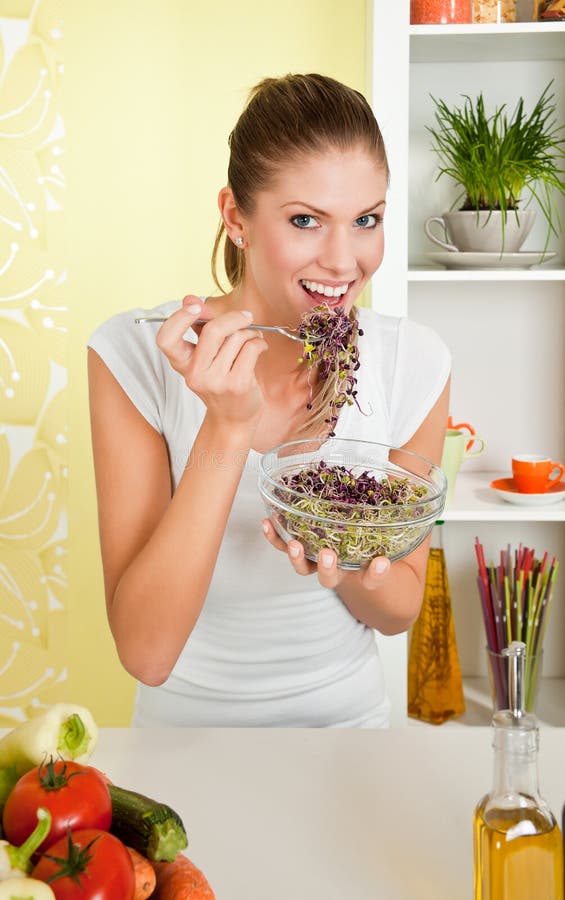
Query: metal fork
134 315 314 343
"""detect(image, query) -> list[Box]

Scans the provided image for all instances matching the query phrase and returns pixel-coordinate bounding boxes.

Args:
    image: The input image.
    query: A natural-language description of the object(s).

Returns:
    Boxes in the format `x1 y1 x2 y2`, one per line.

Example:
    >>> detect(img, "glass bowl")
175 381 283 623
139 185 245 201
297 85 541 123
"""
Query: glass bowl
258 438 447 570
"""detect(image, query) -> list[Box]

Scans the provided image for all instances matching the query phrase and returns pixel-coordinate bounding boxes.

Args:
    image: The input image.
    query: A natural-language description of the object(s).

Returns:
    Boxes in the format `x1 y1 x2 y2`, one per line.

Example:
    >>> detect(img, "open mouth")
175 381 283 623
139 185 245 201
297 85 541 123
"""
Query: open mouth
300 279 351 307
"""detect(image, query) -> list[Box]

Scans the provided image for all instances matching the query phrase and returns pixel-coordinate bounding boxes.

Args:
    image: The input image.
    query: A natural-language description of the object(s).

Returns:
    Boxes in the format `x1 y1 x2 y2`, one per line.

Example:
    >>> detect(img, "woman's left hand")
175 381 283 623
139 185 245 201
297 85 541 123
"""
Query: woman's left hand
261 519 391 590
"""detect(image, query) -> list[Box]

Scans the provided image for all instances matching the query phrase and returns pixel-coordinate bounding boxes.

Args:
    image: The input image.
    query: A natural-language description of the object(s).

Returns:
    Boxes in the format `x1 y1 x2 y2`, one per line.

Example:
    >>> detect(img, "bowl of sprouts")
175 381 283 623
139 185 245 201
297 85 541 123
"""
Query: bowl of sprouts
259 438 447 570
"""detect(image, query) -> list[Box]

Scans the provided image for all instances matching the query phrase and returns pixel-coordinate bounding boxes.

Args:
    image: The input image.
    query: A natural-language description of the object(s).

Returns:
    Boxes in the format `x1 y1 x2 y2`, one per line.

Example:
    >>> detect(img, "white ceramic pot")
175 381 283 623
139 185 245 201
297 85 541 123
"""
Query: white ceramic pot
424 209 536 253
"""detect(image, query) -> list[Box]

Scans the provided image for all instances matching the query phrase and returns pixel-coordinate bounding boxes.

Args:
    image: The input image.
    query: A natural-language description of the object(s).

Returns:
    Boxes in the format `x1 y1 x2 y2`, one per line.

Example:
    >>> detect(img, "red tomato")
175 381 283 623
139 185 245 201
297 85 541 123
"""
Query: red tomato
32 829 135 899
2 759 112 851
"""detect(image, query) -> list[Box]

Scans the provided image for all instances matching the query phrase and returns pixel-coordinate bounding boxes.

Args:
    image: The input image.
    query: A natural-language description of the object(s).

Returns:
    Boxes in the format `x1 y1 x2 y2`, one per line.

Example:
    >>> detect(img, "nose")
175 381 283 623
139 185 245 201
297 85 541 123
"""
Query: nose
317 226 356 276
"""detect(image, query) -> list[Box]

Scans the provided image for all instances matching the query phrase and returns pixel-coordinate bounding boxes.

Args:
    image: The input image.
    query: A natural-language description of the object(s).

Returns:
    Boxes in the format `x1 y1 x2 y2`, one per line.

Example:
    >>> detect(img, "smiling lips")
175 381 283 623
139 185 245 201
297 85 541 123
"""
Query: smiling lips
300 279 350 306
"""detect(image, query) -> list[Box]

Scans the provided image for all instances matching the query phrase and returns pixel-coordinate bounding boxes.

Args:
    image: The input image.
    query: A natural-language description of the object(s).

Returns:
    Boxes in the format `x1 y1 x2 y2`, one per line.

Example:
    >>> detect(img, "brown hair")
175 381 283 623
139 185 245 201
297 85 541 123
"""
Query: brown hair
211 72 389 292
211 74 389 437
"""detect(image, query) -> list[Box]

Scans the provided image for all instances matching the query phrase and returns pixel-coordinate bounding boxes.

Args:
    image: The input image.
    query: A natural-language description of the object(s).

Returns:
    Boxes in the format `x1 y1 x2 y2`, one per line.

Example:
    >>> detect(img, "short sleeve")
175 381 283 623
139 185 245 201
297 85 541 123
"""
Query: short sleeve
389 317 451 448
87 301 178 432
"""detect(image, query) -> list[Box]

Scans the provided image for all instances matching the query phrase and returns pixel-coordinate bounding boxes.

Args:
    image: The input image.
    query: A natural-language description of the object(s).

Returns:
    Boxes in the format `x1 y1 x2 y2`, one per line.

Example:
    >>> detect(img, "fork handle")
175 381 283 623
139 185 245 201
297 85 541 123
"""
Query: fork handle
134 315 267 331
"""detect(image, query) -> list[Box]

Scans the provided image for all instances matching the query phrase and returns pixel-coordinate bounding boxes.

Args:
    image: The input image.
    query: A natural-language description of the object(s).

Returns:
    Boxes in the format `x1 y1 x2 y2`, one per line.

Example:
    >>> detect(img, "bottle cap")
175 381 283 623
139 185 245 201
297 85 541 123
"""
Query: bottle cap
503 641 526 718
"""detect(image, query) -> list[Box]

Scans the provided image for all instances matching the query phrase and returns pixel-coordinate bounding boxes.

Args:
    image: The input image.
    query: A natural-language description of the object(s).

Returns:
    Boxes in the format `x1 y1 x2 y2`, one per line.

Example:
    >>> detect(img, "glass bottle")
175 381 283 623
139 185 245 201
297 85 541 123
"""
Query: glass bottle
472 0 517 22
533 0 565 20
407 523 465 724
473 642 564 900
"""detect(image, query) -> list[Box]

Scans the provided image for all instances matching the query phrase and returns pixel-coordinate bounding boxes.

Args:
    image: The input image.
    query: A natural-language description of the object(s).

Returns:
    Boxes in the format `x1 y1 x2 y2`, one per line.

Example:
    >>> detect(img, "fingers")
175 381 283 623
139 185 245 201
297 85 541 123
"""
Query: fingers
261 519 287 551
316 548 341 588
287 540 316 576
261 520 316 576
262 519 393 587
194 309 259 370
156 300 266 389
210 328 267 381
359 556 391 589
227 331 268 382
315 549 390 589
155 295 206 374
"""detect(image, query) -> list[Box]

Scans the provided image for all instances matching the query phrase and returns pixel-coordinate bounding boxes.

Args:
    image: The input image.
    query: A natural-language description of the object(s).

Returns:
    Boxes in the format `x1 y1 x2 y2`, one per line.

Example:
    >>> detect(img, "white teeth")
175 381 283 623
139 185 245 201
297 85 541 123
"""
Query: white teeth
301 280 348 298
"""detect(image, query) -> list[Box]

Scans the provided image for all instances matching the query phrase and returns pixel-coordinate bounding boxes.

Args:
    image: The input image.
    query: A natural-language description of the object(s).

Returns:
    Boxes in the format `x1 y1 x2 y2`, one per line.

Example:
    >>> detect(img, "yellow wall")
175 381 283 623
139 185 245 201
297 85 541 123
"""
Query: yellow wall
64 1 369 725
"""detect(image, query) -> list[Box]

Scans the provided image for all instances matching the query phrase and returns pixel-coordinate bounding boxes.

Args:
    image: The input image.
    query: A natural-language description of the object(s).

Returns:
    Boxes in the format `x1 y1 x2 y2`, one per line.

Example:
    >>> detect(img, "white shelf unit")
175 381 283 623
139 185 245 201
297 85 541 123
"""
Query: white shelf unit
444 471 565 522
370 2 565 726
409 266 565 281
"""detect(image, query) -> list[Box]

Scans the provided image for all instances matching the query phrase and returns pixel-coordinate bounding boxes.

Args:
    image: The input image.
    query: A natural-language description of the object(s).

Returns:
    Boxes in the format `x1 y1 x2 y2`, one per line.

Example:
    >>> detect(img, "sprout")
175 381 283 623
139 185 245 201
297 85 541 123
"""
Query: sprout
298 304 363 436
269 461 436 566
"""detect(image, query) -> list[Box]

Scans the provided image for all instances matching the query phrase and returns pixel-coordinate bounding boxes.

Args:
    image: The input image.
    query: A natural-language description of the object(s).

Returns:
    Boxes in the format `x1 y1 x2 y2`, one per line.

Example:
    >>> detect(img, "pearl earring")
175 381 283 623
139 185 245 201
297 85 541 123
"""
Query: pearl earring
234 236 244 248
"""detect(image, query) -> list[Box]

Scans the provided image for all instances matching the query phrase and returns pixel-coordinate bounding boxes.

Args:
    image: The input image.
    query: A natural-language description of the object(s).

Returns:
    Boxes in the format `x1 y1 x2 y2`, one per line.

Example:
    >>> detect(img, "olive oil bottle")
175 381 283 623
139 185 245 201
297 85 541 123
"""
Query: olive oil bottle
473 641 563 900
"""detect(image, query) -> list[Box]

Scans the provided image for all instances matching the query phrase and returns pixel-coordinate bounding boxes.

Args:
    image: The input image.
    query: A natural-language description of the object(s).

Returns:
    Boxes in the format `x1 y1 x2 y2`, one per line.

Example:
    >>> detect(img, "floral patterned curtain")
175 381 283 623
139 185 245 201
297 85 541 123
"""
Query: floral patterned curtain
0 0 66 726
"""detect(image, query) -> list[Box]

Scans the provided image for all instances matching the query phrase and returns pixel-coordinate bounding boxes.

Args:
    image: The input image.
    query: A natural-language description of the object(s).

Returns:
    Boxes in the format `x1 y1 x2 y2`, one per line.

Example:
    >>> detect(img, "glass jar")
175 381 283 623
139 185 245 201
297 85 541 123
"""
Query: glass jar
411 0 472 23
533 0 565 20
472 0 517 22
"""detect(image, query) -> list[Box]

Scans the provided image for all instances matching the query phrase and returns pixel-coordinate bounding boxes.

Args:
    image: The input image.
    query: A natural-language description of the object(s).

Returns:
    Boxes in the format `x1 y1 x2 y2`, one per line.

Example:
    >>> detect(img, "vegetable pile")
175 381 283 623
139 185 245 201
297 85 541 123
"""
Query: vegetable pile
270 460 436 566
0 703 214 899
298 304 363 436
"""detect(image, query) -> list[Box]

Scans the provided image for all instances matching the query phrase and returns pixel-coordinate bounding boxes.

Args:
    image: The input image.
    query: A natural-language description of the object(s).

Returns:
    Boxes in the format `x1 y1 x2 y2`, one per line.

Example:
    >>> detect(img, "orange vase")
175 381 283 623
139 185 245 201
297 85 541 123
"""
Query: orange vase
408 532 466 724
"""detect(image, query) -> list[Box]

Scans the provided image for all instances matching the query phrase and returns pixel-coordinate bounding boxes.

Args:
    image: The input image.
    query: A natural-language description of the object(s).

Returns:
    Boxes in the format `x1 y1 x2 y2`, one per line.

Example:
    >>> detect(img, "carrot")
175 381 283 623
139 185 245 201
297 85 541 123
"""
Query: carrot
153 854 215 899
126 846 156 899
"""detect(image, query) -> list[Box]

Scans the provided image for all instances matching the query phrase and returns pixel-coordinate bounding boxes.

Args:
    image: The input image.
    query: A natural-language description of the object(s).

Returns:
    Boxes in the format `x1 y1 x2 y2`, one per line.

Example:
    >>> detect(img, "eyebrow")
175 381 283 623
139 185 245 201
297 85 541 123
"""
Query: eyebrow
282 199 386 216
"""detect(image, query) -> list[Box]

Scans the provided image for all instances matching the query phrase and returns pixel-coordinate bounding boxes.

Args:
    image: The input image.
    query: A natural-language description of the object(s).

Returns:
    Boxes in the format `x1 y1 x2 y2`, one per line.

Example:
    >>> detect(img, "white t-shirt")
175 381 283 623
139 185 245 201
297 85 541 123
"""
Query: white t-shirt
88 301 450 727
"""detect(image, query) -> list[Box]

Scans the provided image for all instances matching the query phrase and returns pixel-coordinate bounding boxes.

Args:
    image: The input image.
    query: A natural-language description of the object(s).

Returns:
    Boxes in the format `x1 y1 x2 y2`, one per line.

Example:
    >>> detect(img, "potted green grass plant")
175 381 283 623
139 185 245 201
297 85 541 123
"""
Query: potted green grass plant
425 82 565 254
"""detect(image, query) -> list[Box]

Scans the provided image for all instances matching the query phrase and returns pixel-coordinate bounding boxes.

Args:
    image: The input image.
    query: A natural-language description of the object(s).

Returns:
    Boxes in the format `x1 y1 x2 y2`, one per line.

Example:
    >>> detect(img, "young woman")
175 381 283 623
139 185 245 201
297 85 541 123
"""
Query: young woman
88 73 450 727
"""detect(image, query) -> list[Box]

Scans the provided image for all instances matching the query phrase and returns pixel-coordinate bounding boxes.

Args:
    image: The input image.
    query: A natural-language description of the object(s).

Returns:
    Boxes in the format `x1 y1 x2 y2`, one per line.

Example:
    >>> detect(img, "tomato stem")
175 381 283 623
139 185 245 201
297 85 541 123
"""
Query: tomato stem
38 758 84 792
42 830 99 884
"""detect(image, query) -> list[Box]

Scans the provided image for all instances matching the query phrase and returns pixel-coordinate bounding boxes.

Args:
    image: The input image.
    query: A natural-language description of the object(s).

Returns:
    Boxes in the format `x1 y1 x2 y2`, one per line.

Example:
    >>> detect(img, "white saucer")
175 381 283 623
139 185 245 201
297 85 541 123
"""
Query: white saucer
490 477 565 506
427 251 557 270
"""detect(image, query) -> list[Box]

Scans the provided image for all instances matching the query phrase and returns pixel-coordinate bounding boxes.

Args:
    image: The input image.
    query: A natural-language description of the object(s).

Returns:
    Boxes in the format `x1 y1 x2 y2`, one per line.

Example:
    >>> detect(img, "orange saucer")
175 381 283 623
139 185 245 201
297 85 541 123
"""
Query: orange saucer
490 477 565 506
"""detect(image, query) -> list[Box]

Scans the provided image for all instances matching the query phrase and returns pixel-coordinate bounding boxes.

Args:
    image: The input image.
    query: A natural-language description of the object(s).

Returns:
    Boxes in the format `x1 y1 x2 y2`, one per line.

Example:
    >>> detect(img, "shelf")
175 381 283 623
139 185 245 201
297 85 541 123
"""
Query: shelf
372 0 565 728
442 471 565 522
408 677 565 727
410 22 565 63
408 265 565 282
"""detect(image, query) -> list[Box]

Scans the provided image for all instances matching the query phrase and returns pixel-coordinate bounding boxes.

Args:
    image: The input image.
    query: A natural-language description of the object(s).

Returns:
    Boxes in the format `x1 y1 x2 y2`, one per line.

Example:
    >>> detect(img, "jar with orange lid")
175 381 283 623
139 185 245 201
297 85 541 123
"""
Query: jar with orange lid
411 0 472 23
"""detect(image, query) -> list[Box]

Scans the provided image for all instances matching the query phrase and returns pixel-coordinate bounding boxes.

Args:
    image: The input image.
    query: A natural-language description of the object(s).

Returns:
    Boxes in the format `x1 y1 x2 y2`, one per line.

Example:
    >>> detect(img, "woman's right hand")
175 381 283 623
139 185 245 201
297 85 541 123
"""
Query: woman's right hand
156 294 268 427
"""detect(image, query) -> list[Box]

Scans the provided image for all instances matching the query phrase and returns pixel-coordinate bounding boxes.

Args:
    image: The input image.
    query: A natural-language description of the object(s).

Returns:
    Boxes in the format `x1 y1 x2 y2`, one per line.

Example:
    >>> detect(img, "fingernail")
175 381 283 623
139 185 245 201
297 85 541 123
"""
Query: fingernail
241 310 253 318
262 522 269 535
185 303 201 314
321 552 334 569
372 558 390 575
289 544 300 559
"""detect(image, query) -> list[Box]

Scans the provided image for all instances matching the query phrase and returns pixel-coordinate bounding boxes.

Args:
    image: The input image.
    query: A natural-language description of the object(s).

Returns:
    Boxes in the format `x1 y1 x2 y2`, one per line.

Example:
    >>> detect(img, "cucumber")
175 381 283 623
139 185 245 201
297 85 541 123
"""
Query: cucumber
108 784 188 862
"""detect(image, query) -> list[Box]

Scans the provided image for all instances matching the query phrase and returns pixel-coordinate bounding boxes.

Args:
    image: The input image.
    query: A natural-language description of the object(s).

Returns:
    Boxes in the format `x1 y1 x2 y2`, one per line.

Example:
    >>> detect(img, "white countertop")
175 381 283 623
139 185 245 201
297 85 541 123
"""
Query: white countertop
92 726 565 900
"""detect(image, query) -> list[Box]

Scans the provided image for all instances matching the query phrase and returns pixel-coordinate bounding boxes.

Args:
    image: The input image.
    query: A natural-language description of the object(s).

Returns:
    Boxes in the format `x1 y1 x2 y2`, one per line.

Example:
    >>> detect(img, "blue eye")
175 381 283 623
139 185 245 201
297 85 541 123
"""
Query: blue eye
291 214 317 229
355 214 381 228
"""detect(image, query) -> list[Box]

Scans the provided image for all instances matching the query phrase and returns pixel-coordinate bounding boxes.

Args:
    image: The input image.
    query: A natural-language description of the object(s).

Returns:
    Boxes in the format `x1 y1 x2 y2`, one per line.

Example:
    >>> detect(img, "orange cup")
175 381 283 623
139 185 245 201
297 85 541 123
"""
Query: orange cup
512 454 565 494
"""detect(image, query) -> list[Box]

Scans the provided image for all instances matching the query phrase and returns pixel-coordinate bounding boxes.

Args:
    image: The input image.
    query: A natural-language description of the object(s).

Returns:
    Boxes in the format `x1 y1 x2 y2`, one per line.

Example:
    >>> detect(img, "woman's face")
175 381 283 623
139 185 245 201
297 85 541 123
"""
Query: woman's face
241 146 387 323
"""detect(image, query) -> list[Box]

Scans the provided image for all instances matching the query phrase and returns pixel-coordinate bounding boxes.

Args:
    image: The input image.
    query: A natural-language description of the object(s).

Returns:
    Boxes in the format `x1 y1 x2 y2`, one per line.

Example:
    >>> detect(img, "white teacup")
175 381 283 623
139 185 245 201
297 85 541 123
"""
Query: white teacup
424 210 536 254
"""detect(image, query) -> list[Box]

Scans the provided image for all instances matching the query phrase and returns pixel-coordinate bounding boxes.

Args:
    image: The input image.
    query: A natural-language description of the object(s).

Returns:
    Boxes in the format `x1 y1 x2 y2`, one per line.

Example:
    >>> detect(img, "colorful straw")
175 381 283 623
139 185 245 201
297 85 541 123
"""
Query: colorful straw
474 539 559 711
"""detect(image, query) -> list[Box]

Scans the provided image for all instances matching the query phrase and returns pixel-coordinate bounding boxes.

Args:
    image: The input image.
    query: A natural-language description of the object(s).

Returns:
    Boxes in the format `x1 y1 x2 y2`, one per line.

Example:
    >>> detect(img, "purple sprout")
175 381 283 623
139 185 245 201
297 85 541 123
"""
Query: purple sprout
269 460 433 566
298 304 364 436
